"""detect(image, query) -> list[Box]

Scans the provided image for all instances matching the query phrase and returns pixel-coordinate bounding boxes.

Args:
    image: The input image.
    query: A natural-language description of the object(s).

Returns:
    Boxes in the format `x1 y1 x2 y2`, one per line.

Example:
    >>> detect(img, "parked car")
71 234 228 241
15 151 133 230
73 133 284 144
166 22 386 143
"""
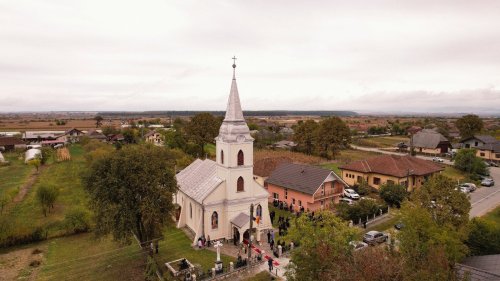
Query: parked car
488 161 499 167
460 183 477 192
363 231 388 245
481 178 495 187
394 222 405 230
343 189 360 200
349 241 368 251
432 157 444 163
339 198 354 205
455 186 469 194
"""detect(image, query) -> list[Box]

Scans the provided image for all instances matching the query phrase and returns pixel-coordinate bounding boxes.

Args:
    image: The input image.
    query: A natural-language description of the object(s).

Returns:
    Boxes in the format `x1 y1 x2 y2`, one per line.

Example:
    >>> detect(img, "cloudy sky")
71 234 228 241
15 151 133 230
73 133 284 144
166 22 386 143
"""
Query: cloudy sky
1 0 499 113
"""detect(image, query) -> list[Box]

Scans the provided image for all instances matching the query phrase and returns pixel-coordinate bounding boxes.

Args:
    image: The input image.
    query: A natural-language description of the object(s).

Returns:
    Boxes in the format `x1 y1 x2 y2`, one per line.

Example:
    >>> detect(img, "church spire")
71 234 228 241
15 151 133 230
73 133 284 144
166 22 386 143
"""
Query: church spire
224 56 245 122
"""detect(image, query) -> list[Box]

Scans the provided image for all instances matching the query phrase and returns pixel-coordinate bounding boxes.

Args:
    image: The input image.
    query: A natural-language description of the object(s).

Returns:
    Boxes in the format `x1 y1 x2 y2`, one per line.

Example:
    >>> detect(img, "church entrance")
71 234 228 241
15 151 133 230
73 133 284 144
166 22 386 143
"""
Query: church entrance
233 227 240 245
243 230 250 241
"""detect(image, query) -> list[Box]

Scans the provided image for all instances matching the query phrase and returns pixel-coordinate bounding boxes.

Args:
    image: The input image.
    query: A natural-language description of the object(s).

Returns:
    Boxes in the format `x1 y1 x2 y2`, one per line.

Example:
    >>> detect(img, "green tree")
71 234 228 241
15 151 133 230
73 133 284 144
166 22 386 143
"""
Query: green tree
293 120 319 155
466 218 500 256
101 126 119 136
40 147 53 164
36 185 59 217
185 113 221 157
122 128 139 144
94 115 104 128
28 157 41 173
456 114 483 139
379 183 407 207
315 117 351 159
83 144 178 243
454 148 487 176
285 211 357 281
64 207 91 234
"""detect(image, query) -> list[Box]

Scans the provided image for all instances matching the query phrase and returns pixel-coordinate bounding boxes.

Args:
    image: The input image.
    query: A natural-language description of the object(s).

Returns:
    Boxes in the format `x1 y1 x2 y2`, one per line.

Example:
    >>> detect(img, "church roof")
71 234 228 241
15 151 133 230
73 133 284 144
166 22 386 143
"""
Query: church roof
176 159 223 204
224 69 245 122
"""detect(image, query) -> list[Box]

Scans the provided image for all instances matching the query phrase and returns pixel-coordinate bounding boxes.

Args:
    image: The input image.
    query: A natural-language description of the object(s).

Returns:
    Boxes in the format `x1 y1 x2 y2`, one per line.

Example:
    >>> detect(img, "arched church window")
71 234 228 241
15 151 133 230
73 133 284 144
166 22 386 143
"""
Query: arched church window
256 204 262 218
211 212 218 229
237 176 244 192
237 150 244 166
221 150 224 164
190 203 192 219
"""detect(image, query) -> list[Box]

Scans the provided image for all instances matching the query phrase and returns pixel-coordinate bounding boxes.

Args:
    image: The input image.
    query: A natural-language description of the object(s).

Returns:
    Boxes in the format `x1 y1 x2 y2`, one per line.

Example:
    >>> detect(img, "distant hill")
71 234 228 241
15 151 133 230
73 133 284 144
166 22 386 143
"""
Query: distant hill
98 110 359 118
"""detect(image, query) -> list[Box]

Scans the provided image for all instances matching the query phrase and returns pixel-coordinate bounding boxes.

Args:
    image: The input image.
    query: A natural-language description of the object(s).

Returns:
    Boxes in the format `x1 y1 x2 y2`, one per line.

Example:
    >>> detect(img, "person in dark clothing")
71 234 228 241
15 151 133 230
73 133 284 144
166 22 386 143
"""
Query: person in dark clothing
267 231 271 243
268 258 274 272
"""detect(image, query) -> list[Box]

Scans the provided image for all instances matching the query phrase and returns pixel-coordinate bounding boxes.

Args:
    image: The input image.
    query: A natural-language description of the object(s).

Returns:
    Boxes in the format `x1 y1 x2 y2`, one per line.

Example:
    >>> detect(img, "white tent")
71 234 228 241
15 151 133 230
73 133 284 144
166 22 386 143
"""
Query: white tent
25 149 41 163
0 151 4 163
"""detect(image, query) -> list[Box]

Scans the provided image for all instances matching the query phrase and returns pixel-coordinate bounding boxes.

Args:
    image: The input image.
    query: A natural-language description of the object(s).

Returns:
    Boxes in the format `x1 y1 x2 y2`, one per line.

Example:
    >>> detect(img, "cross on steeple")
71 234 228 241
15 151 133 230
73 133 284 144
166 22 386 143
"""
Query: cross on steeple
232 56 237 68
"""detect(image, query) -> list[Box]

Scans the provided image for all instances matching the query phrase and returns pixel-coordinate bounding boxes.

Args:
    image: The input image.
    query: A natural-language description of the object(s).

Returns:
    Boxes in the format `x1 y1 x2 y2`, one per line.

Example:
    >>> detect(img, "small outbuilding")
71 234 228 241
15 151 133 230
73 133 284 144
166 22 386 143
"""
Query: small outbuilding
25 149 42 163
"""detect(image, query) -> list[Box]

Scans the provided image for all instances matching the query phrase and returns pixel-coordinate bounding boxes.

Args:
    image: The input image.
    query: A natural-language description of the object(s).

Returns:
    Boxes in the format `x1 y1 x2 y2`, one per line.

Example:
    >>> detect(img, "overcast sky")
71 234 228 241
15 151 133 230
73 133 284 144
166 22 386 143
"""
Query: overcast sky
1 0 499 113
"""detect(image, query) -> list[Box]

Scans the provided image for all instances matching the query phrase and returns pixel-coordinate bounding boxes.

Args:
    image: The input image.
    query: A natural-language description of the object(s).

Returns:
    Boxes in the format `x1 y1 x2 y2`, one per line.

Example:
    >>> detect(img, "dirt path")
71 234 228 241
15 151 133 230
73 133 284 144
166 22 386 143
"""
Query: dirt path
0 244 48 281
12 165 47 203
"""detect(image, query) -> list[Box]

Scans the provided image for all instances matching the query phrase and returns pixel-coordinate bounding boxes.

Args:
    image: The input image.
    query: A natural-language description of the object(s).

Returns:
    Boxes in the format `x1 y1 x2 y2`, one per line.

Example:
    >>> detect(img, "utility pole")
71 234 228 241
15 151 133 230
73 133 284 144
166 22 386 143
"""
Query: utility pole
248 203 254 264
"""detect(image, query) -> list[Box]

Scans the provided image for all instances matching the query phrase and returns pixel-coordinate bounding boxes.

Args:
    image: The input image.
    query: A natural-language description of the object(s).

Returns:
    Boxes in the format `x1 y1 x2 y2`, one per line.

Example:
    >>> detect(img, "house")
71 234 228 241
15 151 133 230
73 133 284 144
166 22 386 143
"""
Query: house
0 137 27 151
339 155 444 192
59 128 84 143
265 163 348 212
476 142 500 163
460 135 498 149
86 130 107 141
410 129 451 154
107 134 125 143
175 63 272 246
253 156 292 186
144 130 163 146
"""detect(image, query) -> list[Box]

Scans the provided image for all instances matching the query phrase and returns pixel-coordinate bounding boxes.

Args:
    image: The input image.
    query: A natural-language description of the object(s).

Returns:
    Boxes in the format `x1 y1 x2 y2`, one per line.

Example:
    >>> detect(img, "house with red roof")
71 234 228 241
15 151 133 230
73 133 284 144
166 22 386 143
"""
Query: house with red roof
340 155 444 192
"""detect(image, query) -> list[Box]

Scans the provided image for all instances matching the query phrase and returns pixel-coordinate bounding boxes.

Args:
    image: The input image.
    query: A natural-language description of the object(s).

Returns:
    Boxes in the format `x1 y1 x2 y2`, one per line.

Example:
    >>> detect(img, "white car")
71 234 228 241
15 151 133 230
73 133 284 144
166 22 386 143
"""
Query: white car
455 186 469 194
432 157 444 163
460 183 477 192
339 198 354 205
343 189 360 200
349 241 368 251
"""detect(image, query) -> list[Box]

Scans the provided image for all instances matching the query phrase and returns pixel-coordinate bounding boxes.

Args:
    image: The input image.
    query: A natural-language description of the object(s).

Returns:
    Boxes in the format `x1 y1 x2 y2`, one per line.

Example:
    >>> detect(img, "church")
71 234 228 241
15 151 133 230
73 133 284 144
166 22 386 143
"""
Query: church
175 60 272 245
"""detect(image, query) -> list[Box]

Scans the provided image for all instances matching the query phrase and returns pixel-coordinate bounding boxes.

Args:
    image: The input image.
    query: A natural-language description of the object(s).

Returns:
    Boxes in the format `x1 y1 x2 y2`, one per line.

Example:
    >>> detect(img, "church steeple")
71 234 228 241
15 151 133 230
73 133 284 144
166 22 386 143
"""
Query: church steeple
224 57 245 122
216 57 253 143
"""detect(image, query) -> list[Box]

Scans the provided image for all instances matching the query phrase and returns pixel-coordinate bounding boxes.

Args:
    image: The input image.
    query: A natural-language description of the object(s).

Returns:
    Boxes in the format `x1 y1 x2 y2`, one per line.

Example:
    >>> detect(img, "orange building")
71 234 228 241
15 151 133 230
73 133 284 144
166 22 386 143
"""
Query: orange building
265 163 348 212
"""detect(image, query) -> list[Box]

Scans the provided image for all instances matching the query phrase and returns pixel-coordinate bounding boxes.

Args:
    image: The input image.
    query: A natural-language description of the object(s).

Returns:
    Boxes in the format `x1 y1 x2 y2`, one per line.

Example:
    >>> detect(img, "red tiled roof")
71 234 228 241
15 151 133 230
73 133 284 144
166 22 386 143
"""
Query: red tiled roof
340 155 443 178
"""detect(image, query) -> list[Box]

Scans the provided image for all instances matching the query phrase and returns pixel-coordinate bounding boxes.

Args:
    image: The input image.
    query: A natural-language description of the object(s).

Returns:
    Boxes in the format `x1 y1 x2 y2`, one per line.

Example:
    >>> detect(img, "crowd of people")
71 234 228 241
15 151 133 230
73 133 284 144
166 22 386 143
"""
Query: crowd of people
196 235 211 249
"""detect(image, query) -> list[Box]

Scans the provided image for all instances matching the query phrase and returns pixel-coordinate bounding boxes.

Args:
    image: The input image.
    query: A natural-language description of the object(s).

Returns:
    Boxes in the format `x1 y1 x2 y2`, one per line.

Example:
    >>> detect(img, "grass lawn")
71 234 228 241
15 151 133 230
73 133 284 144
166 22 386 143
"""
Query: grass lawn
244 270 281 281
441 166 466 182
38 233 145 281
354 136 408 148
204 143 216 158
2 144 90 240
483 205 500 225
156 226 235 277
319 162 341 174
0 151 34 198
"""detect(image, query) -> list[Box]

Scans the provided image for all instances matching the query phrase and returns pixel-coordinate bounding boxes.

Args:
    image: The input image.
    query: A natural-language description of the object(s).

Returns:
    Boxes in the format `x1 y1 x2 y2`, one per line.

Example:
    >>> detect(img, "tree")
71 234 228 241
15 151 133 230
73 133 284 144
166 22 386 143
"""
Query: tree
185 113 221 157
454 148 487 176
94 115 104 128
466 218 500 256
293 120 319 155
82 144 178 243
101 126 119 136
315 117 351 159
456 114 483 139
285 211 357 281
64 207 91 234
28 157 41 173
379 183 407 207
36 185 59 217
122 128 139 144
40 147 53 164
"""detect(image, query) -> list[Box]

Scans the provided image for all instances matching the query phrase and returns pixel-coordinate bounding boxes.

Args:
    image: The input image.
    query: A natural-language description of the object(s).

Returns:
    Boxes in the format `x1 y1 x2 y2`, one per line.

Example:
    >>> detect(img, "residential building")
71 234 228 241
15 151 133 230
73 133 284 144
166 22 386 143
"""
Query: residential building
175 62 272 245
476 142 500 163
86 130 107 141
340 155 444 191
0 137 26 151
460 135 498 149
22 131 64 143
265 163 348 211
144 130 163 146
410 129 451 154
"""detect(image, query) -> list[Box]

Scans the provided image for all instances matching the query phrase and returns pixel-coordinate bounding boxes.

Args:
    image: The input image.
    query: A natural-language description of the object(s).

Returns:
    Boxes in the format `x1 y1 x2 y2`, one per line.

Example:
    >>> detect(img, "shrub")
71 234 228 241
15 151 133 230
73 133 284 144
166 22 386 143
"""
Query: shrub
466 218 500 256
36 185 59 217
379 183 407 207
63 208 91 234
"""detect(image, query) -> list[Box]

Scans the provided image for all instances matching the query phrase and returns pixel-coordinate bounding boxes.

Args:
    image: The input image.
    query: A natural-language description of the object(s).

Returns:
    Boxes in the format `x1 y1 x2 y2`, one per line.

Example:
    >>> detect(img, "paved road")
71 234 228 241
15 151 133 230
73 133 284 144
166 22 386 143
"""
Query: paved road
351 145 500 217
470 167 500 218
350 145 454 165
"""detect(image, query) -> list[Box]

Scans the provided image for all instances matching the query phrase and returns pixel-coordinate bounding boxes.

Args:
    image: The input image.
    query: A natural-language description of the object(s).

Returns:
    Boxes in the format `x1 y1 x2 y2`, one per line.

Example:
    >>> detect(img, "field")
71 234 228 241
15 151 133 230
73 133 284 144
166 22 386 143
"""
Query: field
353 136 409 148
254 149 324 165
0 151 34 198
1 145 89 243
335 149 382 164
